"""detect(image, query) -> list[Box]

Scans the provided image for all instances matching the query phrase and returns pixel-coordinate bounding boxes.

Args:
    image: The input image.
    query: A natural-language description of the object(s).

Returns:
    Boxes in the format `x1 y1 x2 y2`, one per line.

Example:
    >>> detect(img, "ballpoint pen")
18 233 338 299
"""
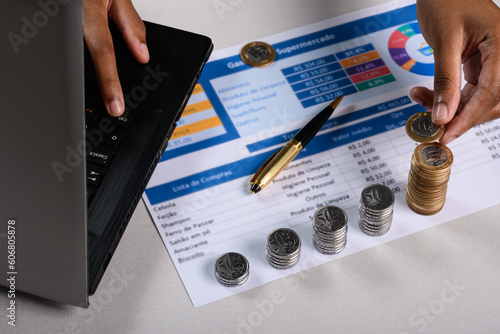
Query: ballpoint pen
250 94 343 194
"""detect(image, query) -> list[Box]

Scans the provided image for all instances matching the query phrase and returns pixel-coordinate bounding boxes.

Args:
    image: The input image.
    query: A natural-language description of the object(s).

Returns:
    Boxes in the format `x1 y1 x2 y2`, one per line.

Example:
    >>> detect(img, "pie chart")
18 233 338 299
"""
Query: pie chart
388 22 434 76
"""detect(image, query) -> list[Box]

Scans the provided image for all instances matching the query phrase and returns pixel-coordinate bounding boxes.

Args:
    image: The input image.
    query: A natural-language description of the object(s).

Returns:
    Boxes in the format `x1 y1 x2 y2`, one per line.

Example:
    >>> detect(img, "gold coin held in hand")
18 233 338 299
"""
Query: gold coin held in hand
405 111 445 143
240 41 276 67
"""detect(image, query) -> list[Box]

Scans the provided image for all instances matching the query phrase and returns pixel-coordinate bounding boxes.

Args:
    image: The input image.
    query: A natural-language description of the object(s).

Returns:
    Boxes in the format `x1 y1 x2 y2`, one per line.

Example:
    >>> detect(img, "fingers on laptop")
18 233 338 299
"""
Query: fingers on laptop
83 0 123 116
109 0 149 64
83 0 148 117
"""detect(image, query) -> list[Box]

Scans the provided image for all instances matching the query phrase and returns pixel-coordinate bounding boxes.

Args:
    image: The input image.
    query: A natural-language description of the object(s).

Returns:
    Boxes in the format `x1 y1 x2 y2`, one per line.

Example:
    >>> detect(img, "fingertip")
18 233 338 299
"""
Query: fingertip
410 86 434 109
107 98 125 117
139 42 150 63
410 88 424 105
432 102 451 124
116 26 149 64
109 0 148 64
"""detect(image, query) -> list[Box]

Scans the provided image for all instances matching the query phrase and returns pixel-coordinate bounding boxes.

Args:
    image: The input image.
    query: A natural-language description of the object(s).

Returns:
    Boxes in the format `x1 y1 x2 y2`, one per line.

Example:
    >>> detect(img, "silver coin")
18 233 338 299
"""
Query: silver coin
214 252 249 287
314 206 348 232
357 220 391 236
312 236 347 255
266 254 300 270
267 228 301 256
313 227 347 241
420 146 448 167
358 184 395 236
360 184 395 211
247 45 271 62
312 206 348 254
266 228 301 269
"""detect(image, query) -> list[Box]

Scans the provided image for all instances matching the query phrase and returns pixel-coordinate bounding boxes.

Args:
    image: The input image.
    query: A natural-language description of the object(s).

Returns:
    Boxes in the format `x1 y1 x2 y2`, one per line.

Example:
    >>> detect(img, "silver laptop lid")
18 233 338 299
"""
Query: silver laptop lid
0 1 88 306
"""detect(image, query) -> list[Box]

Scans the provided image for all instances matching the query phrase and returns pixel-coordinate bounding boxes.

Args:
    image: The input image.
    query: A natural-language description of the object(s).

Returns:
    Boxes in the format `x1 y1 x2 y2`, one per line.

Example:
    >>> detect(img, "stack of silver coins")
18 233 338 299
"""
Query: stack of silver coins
266 228 301 269
214 252 250 287
358 184 395 236
312 206 348 254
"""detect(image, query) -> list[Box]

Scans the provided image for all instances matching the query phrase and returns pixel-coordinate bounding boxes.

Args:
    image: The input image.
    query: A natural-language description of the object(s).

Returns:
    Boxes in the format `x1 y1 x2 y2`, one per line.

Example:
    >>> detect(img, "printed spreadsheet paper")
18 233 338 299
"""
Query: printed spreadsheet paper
143 0 500 307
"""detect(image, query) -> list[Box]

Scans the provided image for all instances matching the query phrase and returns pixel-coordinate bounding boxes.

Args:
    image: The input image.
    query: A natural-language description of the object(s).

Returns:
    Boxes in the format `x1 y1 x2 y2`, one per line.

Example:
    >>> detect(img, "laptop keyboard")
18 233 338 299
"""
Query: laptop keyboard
85 105 132 206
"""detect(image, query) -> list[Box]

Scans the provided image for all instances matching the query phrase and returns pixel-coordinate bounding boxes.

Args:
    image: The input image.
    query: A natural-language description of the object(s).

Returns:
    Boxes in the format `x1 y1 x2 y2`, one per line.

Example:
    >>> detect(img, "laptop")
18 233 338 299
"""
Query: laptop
0 1 212 307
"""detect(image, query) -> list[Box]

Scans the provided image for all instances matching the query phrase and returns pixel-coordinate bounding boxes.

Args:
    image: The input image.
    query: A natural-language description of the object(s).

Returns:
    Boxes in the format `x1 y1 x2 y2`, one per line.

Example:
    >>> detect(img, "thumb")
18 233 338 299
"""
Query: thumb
430 41 463 125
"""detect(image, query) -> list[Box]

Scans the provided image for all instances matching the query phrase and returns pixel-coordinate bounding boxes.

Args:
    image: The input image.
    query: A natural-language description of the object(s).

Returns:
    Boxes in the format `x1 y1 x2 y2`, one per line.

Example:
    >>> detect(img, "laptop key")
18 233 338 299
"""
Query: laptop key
102 127 124 147
86 146 115 166
87 164 106 186
101 109 133 128
114 113 132 127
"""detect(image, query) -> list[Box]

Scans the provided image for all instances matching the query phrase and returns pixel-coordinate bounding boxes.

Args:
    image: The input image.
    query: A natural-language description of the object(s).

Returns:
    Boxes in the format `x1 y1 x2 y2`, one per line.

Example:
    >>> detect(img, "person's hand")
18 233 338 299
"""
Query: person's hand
83 0 149 116
410 0 500 145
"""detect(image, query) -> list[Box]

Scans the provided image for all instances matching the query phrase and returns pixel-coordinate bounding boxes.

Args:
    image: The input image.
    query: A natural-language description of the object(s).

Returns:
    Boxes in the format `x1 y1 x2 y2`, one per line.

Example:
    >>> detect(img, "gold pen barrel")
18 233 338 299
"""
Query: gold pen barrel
250 139 303 192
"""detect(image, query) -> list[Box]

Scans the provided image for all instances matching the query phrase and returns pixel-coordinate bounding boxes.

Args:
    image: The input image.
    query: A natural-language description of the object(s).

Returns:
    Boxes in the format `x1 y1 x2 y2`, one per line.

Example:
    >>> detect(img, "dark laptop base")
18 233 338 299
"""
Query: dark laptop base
85 22 212 294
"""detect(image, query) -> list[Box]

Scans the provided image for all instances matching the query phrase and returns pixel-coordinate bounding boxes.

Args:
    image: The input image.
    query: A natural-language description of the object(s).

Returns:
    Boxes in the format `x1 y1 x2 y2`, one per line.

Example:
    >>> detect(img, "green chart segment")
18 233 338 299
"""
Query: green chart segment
388 22 434 76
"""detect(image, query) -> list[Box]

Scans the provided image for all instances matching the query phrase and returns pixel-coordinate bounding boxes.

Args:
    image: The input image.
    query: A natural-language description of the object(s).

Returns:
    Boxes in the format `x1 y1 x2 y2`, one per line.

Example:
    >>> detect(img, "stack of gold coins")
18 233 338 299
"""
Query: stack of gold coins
405 112 452 215
406 142 453 215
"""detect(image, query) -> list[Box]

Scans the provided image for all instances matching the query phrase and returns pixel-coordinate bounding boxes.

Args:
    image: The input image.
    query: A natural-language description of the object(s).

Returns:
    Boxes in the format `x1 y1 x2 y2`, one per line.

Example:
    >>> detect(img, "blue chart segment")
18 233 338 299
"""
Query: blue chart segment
281 55 352 109
281 44 396 109
388 22 434 76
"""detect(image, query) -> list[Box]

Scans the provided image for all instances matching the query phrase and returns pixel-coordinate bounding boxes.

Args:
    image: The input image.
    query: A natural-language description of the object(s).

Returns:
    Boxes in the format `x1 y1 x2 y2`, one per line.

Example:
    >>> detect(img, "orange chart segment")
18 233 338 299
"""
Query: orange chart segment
170 116 222 140
401 59 416 72
191 84 204 95
339 50 380 68
182 99 213 117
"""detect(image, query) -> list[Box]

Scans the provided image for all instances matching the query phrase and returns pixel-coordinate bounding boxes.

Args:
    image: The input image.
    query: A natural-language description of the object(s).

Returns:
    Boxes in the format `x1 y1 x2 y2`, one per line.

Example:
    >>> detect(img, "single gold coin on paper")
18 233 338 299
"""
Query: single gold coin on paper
405 111 445 143
240 41 276 67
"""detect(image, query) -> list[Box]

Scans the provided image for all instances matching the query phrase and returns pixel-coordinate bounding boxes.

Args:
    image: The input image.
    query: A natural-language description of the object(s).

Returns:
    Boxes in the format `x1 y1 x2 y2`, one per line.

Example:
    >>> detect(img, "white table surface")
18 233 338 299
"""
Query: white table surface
2 1 500 333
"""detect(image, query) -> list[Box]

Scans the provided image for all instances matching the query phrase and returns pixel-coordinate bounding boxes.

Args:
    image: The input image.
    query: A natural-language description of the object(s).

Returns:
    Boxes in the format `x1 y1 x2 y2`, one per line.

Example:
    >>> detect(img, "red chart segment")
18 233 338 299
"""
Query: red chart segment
388 22 434 76
336 44 396 92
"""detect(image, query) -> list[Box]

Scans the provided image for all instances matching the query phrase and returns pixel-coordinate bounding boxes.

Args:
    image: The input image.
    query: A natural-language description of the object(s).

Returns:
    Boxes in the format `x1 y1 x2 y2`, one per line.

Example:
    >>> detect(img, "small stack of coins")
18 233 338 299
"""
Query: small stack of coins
312 206 348 254
358 184 395 236
406 142 453 215
405 111 452 215
214 252 250 287
266 228 301 269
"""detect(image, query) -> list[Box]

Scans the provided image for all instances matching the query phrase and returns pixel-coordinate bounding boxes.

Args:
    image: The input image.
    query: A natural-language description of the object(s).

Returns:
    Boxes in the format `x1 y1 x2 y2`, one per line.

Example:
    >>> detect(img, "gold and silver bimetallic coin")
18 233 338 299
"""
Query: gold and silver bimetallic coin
240 41 276 67
405 111 445 143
